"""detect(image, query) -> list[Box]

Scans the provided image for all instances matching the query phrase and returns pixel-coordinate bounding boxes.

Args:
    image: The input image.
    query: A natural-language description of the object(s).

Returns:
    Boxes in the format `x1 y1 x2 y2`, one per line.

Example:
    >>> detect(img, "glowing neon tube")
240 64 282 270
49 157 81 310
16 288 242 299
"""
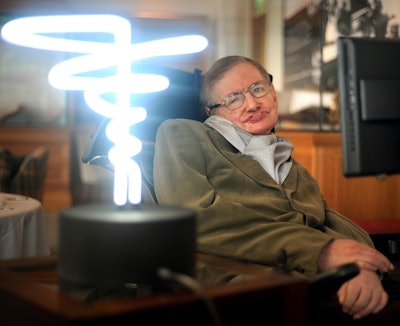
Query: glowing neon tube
1 14 208 205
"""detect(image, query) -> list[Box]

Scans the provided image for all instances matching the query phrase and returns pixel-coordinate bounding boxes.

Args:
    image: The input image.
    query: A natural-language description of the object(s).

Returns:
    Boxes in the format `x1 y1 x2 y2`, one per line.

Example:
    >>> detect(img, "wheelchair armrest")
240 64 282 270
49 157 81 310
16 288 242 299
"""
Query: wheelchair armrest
309 262 359 297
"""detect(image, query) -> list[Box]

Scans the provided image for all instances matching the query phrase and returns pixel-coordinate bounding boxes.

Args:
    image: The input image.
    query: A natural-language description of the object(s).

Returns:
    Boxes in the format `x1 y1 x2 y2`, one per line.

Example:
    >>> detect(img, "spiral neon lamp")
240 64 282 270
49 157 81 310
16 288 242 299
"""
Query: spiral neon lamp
1 14 208 295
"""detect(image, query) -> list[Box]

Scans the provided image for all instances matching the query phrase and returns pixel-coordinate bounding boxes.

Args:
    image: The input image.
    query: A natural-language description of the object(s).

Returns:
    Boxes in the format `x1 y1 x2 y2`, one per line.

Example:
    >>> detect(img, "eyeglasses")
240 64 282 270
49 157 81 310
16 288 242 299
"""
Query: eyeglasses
208 77 273 111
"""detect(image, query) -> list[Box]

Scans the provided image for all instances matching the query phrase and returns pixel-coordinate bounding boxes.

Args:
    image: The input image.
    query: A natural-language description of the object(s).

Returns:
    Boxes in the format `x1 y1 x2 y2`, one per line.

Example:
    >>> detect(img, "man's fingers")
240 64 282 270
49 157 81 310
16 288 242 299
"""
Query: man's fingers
356 259 394 273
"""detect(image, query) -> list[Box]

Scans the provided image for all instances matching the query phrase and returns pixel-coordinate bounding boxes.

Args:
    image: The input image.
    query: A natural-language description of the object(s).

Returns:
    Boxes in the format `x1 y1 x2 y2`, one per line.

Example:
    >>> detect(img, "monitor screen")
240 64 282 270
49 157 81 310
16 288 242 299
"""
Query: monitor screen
337 37 400 177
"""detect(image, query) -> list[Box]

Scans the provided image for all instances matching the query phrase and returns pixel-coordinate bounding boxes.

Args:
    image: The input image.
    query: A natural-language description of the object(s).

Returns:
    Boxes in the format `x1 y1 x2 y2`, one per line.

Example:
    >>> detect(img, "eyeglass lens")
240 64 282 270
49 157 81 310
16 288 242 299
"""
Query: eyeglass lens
225 81 270 110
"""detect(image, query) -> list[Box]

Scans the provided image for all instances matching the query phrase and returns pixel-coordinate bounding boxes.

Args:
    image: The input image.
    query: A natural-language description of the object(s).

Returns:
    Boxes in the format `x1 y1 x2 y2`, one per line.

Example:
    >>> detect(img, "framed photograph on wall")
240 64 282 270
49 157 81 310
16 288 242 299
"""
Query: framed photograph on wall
279 0 400 131
280 1 327 130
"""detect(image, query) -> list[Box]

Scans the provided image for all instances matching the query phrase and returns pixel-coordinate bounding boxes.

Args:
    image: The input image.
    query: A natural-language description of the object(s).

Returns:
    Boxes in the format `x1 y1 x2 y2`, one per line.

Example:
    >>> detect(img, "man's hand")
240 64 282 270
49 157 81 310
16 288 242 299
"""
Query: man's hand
318 239 394 273
337 269 389 319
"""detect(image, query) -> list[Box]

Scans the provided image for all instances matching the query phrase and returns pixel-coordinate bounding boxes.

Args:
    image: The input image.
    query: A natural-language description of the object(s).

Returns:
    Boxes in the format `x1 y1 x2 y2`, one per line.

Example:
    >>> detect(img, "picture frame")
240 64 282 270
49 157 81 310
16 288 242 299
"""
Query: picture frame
279 0 400 131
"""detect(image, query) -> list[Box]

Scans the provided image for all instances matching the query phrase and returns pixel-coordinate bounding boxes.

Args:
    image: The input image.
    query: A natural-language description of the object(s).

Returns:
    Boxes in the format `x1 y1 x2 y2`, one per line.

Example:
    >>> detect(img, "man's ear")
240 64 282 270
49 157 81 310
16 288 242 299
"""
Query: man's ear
271 84 278 102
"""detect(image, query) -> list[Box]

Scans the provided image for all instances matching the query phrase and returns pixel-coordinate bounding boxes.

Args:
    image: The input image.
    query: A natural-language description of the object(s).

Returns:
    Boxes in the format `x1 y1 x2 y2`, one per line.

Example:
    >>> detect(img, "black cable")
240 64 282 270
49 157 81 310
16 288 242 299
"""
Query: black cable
158 267 223 326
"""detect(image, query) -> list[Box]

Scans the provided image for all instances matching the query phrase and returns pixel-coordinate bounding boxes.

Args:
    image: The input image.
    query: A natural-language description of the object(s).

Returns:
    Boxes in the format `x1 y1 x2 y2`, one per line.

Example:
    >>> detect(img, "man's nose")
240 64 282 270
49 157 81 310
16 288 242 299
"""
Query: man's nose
244 91 259 110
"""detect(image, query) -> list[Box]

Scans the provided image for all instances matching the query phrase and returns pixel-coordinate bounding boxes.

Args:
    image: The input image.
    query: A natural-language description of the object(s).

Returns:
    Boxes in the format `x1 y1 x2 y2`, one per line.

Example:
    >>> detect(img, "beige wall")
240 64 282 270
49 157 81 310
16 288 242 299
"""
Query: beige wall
66 0 254 67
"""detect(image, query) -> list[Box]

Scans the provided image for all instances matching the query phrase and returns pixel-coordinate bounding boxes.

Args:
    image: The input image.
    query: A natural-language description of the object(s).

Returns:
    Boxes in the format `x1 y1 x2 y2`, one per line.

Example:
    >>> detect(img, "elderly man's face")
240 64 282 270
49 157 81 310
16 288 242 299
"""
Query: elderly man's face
211 62 278 135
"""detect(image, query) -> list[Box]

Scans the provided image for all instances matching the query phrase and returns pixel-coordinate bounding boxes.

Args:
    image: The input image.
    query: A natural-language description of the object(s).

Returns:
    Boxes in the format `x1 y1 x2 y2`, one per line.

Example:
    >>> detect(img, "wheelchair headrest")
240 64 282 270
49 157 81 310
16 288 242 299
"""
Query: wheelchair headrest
81 65 205 168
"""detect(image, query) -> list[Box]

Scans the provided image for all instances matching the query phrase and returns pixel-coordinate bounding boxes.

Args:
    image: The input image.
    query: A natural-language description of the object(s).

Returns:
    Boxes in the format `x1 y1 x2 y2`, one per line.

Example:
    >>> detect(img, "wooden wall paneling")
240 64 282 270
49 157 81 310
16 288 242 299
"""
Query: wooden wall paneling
339 175 400 220
278 131 400 222
279 131 314 174
312 132 343 213
313 133 400 221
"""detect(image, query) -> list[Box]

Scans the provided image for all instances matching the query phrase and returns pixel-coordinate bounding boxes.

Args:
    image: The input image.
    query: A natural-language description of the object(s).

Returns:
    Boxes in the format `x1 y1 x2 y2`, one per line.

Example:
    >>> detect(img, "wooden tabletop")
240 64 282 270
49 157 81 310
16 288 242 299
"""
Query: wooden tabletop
0 254 308 325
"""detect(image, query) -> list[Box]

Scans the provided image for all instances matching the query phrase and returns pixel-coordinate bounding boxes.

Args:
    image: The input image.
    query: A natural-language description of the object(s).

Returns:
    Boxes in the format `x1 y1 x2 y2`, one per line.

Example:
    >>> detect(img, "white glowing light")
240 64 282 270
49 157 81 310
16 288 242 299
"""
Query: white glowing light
1 15 208 205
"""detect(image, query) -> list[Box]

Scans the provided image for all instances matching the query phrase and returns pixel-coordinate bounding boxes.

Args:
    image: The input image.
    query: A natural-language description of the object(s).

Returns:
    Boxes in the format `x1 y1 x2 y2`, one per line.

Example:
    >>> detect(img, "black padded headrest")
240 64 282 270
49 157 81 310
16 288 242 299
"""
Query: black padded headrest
130 64 205 142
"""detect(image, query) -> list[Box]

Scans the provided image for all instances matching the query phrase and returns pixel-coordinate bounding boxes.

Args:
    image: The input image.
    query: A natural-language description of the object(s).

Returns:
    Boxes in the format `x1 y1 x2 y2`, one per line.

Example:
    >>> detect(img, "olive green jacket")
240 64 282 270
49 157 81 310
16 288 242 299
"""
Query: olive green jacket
153 119 373 278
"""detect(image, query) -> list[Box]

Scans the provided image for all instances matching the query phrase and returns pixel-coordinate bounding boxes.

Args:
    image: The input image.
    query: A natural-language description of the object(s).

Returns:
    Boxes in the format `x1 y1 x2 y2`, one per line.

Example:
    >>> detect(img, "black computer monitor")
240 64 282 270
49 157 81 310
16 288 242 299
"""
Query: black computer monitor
337 36 400 177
